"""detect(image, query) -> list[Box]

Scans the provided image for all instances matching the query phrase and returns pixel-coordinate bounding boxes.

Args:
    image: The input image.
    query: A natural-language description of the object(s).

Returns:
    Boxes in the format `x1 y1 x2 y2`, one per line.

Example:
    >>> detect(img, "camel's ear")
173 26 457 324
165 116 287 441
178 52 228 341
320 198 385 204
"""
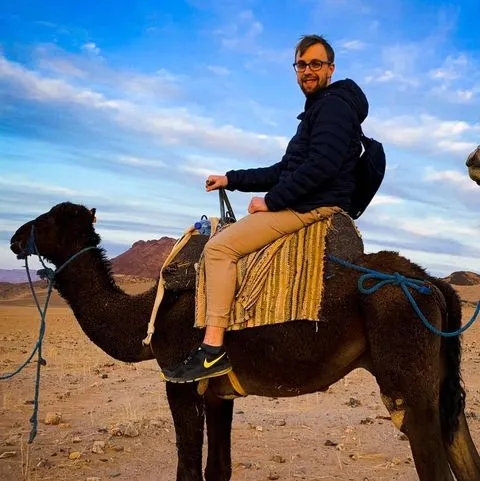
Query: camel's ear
90 208 97 223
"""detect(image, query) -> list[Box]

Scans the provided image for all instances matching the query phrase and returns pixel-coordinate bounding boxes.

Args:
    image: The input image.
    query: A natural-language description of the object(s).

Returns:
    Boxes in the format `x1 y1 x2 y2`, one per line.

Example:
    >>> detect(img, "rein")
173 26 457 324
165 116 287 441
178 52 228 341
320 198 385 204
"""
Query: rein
1 225 97 443
329 255 480 338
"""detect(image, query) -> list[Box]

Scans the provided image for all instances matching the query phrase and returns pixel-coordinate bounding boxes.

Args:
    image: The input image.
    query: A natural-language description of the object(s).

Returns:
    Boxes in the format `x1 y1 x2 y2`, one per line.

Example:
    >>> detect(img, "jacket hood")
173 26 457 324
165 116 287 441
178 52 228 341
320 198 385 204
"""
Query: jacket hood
304 78 369 124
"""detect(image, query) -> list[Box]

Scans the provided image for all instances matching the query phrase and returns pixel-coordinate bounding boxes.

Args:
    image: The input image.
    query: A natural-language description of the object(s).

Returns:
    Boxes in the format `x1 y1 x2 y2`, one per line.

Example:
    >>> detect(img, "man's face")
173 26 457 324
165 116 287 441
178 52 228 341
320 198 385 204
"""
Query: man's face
295 43 335 96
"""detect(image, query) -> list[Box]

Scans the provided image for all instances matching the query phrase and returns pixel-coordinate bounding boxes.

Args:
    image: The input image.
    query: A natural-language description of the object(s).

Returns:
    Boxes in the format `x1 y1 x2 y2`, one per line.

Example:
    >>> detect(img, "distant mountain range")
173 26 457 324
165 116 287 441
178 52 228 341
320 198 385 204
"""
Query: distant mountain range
1 239 480 286
1 236 177 283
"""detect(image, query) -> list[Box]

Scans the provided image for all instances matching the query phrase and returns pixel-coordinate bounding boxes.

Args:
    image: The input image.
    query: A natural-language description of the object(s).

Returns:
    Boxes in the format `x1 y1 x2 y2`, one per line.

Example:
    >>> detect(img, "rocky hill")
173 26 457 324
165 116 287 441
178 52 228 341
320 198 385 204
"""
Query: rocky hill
0 269 40 283
110 237 177 279
443 271 480 286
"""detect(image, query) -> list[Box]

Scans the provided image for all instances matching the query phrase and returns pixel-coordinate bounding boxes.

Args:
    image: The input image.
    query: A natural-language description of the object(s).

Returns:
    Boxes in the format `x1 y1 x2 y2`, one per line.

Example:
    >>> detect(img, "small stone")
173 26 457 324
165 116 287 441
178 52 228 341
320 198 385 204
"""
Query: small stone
268 473 280 480
360 417 374 425
68 451 81 460
335 443 345 451
92 441 106 454
109 473 121 478
324 439 338 447
73 436 82 443
123 423 139 437
45 412 62 425
273 419 286 427
99 457 109 462
58 423 71 429
86 478 101 481
398 433 408 441
271 455 286 463
346 397 362 408
101 374 108 379
0 451 17 459
235 410 245 415
112 446 124 452
391 457 402 465
255 425 263 432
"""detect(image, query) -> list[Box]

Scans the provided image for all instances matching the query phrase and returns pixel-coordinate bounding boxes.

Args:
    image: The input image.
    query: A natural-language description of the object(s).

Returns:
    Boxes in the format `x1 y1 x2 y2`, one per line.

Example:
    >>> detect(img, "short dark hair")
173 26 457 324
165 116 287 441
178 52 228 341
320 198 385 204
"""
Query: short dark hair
295 35 335 63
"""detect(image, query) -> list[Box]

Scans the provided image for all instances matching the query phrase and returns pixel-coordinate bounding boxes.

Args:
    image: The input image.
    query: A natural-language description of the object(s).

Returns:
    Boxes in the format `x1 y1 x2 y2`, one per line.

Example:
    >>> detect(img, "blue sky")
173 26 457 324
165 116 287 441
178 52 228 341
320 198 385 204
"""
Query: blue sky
1 0 479 276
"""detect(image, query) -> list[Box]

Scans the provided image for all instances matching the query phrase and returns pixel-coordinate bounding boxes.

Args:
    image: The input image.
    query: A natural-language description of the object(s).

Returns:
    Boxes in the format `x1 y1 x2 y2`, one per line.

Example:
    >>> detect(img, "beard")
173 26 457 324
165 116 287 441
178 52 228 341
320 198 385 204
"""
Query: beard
299 74 329 96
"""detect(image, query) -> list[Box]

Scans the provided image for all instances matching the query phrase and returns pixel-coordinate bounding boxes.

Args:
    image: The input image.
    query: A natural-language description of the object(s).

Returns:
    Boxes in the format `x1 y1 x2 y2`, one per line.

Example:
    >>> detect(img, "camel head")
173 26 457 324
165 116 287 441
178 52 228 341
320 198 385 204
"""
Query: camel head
466 145 480 185
10 202 100 264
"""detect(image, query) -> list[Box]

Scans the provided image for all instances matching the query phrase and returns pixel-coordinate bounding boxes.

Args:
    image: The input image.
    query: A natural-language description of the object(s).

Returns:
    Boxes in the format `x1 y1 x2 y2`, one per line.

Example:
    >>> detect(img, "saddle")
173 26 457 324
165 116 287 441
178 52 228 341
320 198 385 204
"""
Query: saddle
162 211 364 329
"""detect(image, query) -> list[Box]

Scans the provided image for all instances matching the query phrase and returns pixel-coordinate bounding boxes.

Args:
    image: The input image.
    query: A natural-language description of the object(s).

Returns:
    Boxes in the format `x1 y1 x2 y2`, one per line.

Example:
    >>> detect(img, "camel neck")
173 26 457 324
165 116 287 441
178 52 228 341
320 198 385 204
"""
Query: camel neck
53 248 155 362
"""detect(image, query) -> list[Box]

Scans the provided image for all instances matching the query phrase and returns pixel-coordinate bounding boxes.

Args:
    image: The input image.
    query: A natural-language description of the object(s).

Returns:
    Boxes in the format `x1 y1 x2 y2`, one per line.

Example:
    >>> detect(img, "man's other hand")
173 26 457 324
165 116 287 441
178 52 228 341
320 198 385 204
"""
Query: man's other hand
248 197 269 214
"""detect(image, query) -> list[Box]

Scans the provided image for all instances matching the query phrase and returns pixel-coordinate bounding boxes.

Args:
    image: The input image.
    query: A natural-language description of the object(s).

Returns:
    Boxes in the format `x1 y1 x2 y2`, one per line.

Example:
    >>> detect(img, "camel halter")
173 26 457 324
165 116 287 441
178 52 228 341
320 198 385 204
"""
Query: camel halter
1 224 97 443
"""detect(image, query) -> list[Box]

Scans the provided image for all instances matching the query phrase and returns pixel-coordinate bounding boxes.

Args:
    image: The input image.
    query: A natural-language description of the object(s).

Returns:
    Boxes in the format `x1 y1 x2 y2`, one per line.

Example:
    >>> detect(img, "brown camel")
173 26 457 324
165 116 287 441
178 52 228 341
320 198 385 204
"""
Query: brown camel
9 202 480 481
467 145 480 185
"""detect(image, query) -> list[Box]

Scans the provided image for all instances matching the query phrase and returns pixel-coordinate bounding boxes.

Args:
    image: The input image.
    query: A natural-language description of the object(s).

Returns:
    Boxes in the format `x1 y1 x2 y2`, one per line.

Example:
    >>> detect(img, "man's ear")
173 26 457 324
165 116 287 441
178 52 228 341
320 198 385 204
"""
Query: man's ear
90 208 97 223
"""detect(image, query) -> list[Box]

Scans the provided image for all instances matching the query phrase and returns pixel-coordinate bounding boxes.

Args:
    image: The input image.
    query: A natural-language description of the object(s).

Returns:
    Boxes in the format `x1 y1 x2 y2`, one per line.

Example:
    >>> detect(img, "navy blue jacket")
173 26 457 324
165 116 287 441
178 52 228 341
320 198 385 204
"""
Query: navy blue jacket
225 79 369 213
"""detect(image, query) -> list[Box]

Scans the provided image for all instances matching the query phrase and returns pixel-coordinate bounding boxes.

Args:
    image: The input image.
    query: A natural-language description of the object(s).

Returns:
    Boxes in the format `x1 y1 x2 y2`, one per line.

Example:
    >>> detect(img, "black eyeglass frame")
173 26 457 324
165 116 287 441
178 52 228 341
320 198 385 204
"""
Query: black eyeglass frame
292 60 332 72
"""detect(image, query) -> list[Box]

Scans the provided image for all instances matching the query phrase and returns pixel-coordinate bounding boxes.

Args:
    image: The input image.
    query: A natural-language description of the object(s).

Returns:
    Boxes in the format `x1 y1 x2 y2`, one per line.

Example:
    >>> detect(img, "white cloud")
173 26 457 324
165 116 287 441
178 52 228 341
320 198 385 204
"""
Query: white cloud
424 168 478 192
82 42 101 56
366 114 480 155
0 52 288 161
116 156 167 168
338 39 366 51
207 65 231 76
214 10 263 53
369 194 404 207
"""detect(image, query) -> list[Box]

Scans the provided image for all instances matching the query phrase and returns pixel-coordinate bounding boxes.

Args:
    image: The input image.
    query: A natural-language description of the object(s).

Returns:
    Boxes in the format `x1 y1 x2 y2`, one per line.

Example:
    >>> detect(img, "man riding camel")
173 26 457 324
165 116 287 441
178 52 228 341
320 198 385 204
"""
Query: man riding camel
162 34 369 383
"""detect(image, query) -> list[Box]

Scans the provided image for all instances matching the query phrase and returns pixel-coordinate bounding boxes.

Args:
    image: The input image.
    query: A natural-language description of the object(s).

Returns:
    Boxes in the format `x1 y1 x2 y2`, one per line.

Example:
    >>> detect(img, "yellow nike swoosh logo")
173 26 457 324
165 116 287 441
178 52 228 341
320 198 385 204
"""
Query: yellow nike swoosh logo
203 352 226 369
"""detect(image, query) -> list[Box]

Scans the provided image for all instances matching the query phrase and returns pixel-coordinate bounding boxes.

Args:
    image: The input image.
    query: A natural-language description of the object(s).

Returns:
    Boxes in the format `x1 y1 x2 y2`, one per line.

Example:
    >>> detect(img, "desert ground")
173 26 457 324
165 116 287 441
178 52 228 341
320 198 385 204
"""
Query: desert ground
1 278 479 481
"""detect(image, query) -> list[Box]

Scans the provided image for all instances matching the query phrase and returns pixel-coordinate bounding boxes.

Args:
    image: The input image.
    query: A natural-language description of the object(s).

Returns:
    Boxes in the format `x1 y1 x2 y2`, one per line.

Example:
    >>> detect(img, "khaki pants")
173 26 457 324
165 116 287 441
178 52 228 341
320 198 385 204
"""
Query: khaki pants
204 207 329 328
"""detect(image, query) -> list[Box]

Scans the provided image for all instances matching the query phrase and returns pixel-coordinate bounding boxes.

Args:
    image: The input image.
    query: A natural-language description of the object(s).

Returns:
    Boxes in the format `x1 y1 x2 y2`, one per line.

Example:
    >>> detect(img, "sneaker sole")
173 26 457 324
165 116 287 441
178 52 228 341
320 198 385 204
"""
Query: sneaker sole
163 366 233 384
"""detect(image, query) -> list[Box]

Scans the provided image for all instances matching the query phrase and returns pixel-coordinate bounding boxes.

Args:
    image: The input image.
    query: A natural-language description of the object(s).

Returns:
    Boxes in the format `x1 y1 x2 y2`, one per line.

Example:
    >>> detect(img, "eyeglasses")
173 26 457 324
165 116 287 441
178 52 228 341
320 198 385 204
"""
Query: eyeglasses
292 60 332 72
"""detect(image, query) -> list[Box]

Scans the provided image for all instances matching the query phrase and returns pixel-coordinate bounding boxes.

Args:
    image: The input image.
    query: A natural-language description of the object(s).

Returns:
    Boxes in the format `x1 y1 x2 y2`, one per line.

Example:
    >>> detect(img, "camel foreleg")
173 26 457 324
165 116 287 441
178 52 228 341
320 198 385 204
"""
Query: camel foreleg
166 382 205 481
204 390 234 481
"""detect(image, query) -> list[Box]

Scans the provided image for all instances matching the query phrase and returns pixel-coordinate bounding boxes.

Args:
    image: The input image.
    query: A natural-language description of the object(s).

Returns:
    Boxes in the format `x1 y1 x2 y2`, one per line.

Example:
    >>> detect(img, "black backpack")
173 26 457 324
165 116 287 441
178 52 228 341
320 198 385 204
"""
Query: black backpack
347 131 386 220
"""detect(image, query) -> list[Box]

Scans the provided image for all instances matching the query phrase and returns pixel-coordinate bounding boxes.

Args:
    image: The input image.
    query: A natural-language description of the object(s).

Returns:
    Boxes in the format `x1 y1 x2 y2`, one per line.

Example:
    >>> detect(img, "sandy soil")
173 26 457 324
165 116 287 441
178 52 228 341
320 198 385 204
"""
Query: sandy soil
0 282 479 481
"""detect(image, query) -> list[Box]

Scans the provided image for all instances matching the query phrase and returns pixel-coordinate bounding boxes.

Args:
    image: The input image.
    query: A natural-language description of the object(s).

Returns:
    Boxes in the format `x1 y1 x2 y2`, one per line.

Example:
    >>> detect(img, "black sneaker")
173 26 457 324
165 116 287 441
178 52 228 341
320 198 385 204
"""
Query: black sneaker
161 344 232 383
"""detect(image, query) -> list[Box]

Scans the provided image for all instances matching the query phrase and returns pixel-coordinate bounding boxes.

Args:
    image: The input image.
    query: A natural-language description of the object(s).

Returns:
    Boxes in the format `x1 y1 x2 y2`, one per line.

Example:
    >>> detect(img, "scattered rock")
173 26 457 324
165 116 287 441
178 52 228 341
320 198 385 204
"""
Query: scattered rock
58 423 72 429
273 419 286 427
268 473 280 480
324 439 338 447
360 417 375 425
271 455 286 463
24 400 34 405
0 451 17 459
99 457 109 462
124 423 139 437
92 441 106 454
108 472 121 478
101 374 108 379
255 425 263 432
73 436 82 443
235 410 244 415
69 451 81 460
346 397 362 408
86 477 101 481
44 412 62 425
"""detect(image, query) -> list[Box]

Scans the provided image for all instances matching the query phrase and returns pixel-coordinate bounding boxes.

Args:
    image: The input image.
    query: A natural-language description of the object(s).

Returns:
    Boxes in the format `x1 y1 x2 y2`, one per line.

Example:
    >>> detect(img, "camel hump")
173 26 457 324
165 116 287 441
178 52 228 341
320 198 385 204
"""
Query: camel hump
163 235 208 291
325 212 364 277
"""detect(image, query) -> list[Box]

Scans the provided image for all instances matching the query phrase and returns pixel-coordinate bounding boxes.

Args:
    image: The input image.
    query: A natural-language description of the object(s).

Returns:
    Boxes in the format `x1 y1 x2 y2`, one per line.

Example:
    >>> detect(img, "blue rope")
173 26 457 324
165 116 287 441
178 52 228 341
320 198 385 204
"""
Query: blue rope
328 255 480 338
0 238 97 443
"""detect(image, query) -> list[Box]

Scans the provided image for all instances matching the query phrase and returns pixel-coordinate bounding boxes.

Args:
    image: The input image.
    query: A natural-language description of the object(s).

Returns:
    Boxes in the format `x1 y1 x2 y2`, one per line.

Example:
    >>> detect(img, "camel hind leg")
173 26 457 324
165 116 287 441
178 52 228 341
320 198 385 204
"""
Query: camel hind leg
445 410 480 481
362 281 454 479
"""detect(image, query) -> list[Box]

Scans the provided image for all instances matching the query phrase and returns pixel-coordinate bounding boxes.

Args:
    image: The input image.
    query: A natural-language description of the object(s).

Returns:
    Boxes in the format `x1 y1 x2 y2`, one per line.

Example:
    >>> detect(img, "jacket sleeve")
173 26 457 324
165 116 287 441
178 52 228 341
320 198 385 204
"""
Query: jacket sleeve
225 161 283 193
264 96 357 211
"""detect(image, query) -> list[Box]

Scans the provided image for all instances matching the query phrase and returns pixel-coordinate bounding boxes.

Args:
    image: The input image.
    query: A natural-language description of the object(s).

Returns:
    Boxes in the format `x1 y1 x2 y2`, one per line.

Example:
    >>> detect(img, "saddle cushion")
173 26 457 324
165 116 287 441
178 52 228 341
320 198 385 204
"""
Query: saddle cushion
193 209 363 331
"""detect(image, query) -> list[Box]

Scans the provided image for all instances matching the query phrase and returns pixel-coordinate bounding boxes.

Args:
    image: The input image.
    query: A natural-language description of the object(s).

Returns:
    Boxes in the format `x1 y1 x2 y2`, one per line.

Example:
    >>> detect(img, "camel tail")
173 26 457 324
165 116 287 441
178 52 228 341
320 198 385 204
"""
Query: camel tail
429 277 466 444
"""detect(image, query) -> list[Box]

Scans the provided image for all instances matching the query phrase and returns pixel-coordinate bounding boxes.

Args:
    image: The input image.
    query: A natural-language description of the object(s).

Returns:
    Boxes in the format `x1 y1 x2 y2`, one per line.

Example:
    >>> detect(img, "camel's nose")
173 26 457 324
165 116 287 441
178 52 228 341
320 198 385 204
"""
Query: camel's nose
466 147 480 167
